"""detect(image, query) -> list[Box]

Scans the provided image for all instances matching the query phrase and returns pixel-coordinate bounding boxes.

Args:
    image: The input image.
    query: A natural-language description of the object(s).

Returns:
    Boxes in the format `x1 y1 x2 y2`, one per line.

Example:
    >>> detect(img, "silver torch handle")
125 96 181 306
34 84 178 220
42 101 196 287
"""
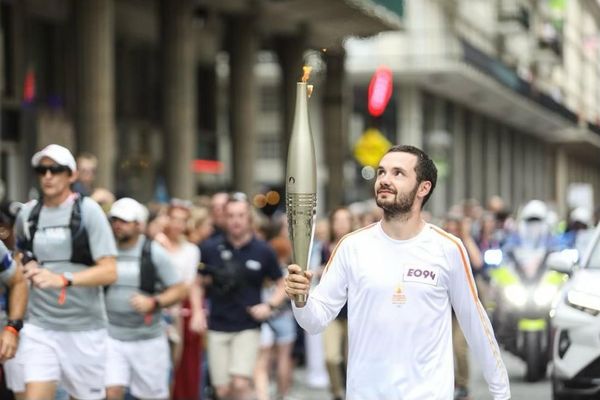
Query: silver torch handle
286 192 316 306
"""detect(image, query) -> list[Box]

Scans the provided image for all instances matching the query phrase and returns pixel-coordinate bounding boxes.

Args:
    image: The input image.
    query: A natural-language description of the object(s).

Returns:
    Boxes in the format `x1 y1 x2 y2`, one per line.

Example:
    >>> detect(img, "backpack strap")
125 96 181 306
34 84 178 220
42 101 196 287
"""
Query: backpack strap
70 196 94 266
139 238 157 295
21 200 43 252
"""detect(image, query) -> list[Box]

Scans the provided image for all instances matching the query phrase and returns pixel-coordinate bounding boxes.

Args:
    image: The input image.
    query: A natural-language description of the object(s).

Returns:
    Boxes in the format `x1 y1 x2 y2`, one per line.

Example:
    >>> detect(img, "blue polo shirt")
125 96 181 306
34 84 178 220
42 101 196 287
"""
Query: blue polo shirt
200 235 282 332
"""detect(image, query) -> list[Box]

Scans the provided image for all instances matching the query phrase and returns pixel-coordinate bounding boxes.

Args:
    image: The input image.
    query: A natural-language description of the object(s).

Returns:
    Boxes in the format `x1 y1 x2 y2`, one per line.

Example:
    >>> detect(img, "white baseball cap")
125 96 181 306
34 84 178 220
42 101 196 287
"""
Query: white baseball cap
31 144 77 172
570 207 592 226
109 197 148 224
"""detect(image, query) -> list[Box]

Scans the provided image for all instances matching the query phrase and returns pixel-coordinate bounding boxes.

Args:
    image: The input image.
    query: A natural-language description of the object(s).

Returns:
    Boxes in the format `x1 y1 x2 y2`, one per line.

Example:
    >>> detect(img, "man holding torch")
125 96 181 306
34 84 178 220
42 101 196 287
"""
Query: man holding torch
285 145 511 400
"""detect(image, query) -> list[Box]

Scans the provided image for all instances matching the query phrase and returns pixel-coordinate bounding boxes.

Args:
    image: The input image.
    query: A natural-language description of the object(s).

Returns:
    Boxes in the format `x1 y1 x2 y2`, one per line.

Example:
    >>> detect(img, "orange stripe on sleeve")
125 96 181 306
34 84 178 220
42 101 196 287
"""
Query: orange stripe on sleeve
322 223 377 275
431 225 505 371
430 226 479 303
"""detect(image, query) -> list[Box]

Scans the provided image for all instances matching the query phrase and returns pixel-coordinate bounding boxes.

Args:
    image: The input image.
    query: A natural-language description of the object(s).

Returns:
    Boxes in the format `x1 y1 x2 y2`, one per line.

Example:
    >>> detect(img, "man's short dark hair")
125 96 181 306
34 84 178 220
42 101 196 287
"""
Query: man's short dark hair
385 145 437 208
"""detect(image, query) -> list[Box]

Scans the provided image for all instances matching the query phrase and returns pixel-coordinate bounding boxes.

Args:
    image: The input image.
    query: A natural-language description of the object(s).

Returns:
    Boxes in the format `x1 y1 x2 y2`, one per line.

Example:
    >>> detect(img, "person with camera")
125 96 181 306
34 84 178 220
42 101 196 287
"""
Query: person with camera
14 144 117 400
199 193 286 400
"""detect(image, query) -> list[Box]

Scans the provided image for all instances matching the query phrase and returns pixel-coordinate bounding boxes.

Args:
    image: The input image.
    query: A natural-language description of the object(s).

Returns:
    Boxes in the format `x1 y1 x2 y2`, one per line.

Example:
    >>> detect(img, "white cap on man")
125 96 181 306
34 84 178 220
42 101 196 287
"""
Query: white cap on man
570 207 592 226
31 144 77 172
109 197 148 224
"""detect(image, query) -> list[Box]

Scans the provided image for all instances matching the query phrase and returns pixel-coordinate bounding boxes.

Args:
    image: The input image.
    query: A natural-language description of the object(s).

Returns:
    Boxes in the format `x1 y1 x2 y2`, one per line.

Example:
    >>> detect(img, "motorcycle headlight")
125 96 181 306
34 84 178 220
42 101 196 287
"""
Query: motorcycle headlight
505 284 527 307
566 291 600 316
533 284 558 306
484 249 503 266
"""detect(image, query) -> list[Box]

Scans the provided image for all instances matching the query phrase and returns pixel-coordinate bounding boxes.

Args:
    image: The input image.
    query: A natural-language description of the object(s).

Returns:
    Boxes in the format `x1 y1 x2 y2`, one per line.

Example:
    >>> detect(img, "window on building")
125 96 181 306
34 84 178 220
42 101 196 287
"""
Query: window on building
2 3 14 98
258 136 281 160
260 86 280 113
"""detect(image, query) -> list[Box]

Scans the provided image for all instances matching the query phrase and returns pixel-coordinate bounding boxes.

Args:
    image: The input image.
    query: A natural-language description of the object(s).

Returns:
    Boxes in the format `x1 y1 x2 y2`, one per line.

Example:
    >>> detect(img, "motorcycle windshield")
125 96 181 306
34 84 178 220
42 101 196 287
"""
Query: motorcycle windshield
512 248 546 280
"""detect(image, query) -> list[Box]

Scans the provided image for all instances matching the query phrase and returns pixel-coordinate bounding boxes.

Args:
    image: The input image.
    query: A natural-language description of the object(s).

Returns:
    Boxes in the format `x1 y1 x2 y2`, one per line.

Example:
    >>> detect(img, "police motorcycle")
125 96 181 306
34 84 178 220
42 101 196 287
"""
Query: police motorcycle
486 200 569 382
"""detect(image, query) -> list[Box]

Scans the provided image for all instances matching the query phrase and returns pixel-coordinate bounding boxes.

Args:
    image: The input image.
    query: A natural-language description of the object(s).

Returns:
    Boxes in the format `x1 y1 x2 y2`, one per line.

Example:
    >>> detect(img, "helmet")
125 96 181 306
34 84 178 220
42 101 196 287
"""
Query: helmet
520 200 548 222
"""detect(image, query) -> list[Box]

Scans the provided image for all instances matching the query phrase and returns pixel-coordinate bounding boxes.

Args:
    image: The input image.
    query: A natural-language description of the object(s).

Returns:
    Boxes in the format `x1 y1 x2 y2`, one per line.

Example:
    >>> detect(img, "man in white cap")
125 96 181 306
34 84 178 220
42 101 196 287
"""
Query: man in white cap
14 144 117 399
565 207 595 256
105 197 187 400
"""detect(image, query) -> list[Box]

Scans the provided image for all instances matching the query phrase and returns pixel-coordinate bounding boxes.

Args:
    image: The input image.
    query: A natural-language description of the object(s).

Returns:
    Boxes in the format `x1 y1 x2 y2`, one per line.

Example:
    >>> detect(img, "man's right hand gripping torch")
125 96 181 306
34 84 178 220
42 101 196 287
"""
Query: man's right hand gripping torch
286 67 317 308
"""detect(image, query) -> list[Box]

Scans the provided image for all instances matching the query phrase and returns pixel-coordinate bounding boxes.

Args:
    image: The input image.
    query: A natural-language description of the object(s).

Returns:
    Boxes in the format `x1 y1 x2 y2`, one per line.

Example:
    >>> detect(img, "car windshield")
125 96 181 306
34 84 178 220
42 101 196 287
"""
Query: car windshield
586 237 600 269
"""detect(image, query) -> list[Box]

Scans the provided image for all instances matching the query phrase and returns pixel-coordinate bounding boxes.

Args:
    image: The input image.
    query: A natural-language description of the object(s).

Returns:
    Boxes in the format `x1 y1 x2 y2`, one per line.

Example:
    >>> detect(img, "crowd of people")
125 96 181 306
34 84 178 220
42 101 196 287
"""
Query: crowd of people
0 143 596 400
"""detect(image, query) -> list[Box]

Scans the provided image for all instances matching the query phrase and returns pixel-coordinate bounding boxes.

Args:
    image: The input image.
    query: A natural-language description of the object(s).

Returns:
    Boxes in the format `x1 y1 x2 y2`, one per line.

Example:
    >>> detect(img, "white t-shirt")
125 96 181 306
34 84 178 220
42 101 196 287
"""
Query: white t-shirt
293 222 510 400
169 241 200 285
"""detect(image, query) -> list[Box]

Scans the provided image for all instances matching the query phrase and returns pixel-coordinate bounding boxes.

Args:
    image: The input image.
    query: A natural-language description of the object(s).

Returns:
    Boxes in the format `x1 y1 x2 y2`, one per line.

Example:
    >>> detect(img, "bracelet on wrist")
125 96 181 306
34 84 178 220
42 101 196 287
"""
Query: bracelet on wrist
4 326 18 336
6 319 23 332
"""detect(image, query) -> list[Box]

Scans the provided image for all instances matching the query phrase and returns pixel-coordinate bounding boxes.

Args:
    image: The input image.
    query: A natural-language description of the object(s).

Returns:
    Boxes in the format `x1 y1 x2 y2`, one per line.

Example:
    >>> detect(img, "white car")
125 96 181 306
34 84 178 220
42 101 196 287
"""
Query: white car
548 226 600 400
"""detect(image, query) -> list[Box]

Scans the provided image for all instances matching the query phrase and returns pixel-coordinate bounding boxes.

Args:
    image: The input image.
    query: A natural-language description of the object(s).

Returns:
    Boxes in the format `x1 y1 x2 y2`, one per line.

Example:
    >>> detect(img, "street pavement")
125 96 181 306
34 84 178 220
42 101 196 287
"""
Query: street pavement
285 349 552 399
470 349 551 400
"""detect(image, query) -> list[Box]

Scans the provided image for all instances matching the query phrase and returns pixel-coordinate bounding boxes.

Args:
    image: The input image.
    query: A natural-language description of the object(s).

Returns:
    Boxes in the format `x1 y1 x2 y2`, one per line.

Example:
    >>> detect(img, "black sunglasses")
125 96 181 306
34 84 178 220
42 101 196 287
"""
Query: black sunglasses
34 165 71 176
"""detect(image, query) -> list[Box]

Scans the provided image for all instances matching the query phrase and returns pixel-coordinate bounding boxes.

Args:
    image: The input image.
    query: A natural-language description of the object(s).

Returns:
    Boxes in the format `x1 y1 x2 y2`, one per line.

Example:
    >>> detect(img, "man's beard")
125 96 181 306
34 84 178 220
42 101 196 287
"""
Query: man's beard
376 182 419 220
116 233 134 244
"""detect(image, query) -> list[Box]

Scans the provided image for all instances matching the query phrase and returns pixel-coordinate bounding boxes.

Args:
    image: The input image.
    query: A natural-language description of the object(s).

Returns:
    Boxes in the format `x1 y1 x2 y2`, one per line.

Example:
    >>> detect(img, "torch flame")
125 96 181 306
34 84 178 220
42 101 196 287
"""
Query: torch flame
301 66 312 83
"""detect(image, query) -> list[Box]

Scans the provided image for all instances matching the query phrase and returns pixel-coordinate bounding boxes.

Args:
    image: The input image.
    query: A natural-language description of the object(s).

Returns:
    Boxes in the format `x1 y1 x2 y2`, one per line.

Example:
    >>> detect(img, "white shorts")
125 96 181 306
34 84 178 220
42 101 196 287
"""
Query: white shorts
3 349 25 393
20 324 107 400
105 335 170 399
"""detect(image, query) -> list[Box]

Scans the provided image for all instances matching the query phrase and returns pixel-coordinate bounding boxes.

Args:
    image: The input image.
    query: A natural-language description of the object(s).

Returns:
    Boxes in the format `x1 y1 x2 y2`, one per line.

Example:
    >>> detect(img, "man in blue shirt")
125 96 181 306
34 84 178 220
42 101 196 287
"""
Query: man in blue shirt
200 193 286 400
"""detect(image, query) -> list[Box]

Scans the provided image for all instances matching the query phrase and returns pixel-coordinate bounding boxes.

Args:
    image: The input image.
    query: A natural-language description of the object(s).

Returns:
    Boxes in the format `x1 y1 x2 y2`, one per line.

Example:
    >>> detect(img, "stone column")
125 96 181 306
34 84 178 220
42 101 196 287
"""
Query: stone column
499 127 513 208
75 0 115 189
323 48 347 211
228 15 259 195
428 96 447 217
484 123 500 200
196 14 221 164
533 140 545 199
451 106 466 205
512 133 525 207
555 148 568 218
161 0 196 199
467 114 483 202
544 145 556 203
523 138 535 200
397 85 423 148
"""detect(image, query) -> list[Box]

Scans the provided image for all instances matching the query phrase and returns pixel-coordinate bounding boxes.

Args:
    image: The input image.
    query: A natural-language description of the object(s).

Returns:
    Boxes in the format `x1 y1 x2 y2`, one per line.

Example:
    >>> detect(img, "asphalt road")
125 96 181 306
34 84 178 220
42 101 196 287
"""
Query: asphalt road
470 349 552 400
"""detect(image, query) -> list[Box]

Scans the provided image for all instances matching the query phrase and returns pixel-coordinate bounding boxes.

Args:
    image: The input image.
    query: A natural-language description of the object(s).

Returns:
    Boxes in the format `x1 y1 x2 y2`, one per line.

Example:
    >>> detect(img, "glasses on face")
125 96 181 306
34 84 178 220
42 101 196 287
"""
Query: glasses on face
34 165 71 176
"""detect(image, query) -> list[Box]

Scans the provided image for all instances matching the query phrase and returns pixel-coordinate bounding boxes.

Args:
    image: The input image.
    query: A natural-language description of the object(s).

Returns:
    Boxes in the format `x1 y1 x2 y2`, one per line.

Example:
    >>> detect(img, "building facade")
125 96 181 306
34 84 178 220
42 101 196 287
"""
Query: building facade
0 0 401 205
343 0 600 217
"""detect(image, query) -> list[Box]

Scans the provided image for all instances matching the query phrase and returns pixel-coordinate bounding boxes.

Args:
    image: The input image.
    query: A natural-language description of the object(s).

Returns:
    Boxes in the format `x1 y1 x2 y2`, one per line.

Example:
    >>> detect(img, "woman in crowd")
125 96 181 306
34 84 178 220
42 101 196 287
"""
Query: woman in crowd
155 200 206 399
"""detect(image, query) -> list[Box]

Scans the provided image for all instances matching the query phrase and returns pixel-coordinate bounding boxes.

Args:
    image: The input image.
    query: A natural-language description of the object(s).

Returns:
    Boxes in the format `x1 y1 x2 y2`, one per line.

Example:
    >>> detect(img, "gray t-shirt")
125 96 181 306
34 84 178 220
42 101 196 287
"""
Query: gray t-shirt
105 236 181 341
0 241 17 325
15 196 117 331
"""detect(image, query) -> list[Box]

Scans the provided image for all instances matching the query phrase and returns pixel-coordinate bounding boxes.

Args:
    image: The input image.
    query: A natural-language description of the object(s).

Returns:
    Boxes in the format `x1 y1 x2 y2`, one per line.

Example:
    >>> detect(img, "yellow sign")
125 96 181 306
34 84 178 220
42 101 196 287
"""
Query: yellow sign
353 128 392 167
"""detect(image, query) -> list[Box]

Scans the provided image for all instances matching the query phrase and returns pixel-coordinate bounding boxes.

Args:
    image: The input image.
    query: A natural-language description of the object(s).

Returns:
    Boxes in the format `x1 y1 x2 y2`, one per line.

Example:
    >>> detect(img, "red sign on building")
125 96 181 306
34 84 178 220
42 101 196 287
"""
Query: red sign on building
368 66 393 117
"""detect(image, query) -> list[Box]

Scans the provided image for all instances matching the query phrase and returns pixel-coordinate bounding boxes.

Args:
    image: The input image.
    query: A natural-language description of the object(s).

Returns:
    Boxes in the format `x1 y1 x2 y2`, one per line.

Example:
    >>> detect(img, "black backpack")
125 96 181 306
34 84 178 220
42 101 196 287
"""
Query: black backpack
20 195 94 266
104 237 158 294
139 238 158 294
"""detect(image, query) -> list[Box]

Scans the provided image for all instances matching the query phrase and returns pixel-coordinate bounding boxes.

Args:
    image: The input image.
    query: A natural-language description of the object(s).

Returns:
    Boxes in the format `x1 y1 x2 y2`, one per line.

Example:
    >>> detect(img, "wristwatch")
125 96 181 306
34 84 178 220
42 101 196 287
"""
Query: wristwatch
6 319 23 332
63 271 74 287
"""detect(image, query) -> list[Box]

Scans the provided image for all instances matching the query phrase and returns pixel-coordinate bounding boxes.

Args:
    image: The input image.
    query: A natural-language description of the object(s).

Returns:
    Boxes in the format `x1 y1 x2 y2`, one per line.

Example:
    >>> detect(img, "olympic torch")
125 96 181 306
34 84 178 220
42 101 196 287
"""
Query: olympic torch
286 67 317 307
